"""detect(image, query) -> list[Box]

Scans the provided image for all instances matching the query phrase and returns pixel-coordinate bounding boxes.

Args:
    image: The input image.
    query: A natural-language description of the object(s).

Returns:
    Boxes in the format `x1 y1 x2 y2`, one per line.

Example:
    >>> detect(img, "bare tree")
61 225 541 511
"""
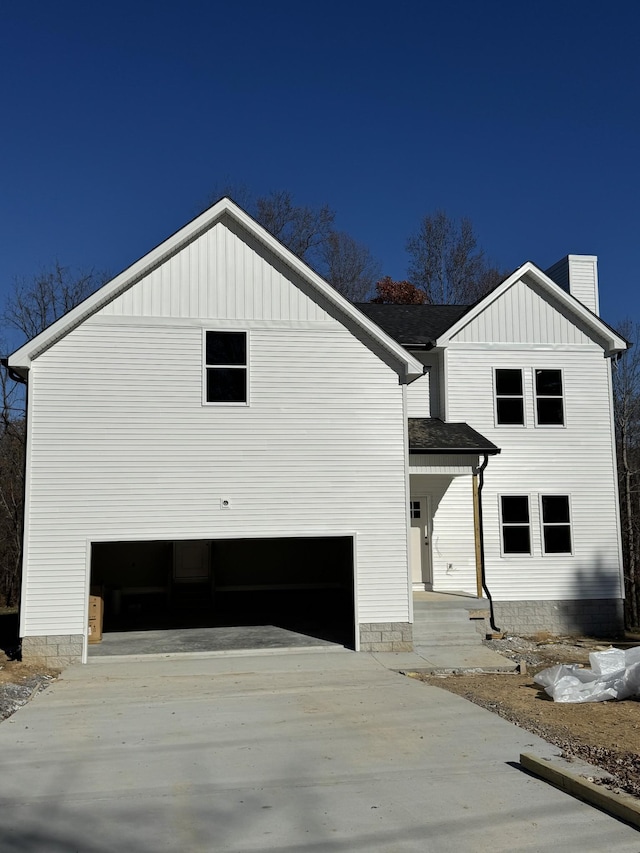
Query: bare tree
612 320 640 628
406 210 505 304
4 262 106 342
319 231 381 301
0 265 106 607
205 186 383 301
0 339 24 607
254 191 335 263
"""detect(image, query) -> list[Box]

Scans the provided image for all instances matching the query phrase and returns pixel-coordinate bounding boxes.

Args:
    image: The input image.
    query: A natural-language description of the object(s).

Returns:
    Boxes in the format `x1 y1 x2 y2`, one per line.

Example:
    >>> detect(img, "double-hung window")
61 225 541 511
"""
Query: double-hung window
204 331 248 404
495 369 524 425
541 495 572 553
500 496 531 555
535 369 564 426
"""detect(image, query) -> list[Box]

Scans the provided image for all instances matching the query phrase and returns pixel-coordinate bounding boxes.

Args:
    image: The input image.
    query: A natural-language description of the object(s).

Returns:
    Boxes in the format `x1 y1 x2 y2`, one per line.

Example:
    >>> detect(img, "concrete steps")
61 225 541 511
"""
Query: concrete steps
413 596 488 649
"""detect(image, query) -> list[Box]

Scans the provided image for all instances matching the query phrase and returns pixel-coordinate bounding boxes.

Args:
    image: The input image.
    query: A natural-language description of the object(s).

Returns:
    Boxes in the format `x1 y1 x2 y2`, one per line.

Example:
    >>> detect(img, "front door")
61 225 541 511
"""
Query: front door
410 497 432 590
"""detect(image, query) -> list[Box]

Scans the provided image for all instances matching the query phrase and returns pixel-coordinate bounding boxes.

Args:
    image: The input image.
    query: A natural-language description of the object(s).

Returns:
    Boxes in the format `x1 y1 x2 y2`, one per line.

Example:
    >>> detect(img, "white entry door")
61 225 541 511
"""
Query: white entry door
410 497 432 589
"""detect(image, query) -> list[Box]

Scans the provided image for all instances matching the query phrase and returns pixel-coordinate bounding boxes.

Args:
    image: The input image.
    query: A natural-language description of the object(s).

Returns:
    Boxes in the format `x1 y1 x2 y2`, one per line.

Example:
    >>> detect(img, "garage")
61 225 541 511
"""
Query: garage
89 536 355 655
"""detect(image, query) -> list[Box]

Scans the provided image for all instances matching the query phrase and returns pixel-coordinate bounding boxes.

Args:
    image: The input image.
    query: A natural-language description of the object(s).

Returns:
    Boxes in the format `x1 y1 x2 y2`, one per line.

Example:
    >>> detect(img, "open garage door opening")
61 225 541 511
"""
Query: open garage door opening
89 536 355 655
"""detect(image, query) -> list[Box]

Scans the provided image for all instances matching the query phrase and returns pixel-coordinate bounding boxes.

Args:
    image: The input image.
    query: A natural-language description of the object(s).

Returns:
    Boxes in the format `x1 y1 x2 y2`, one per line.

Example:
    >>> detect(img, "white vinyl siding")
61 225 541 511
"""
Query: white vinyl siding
444 345 622 601
21 224 411 638
406 370 430 417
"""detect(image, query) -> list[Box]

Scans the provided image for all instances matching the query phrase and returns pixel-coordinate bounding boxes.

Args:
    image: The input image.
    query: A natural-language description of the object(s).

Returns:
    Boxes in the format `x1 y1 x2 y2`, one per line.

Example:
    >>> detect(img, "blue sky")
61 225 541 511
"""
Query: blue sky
1 1 639 330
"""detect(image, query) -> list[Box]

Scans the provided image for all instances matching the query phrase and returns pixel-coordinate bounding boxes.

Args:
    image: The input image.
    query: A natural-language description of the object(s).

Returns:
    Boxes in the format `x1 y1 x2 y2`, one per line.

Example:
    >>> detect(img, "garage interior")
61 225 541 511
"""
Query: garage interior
89 536 355 655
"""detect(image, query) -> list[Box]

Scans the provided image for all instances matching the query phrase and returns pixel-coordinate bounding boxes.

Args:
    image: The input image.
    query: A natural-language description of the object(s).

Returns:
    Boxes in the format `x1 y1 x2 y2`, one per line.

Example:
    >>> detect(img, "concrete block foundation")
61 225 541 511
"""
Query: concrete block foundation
22 634 83 667
359 622 413 652
492 599 624 637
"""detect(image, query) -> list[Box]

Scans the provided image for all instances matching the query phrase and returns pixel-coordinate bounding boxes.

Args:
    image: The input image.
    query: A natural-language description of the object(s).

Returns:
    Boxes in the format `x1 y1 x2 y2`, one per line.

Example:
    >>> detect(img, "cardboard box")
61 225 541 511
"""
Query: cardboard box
88 586 104 644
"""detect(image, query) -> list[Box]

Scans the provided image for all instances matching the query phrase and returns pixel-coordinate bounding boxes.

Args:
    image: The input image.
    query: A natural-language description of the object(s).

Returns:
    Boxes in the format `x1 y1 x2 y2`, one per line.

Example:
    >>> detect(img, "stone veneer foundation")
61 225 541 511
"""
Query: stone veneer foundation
22 635 83 668
359 622 413 652
492 599 624 637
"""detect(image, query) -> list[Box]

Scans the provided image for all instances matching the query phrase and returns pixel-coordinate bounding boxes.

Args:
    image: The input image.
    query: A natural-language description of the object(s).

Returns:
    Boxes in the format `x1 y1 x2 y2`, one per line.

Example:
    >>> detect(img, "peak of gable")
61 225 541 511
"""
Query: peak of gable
8 198 423 381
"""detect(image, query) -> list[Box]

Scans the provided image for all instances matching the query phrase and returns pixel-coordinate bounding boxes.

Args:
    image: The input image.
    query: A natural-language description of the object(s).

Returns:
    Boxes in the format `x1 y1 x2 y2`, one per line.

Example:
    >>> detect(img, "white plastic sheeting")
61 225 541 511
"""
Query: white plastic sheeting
534 646 640 703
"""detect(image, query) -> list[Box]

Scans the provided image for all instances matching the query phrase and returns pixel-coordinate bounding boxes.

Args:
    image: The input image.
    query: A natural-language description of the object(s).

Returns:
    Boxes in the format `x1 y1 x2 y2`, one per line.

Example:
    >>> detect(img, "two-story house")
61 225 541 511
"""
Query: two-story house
7 199 627 666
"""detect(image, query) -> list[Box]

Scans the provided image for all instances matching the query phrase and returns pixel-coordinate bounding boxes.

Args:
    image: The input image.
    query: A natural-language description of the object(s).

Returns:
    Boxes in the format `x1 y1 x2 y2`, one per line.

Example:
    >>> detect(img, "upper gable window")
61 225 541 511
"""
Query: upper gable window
535 369 564 426
204 331 248 404
495 369 524 425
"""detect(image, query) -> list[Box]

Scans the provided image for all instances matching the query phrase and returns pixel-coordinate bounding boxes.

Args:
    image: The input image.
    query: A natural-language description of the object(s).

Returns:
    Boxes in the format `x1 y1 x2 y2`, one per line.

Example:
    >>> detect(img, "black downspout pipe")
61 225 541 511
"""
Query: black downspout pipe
475 453 501 634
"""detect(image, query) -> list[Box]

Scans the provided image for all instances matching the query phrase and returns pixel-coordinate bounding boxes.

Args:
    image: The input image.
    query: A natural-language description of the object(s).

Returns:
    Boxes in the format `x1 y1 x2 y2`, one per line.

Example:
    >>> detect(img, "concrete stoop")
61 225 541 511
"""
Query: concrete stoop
412 594 489 649
399 592 516 672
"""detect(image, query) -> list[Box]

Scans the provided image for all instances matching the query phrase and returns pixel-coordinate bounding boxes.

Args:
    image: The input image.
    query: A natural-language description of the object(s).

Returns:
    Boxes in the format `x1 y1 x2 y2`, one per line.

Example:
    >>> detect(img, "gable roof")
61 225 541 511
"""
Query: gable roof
8 198 424 381
358 262 627 357
435 262 627 356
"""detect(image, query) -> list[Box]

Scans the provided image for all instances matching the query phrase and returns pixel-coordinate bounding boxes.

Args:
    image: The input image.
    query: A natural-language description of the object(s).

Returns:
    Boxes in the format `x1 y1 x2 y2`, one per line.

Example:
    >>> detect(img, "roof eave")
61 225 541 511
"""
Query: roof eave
8 198 423 381
409 447 501 455
432 261 628 356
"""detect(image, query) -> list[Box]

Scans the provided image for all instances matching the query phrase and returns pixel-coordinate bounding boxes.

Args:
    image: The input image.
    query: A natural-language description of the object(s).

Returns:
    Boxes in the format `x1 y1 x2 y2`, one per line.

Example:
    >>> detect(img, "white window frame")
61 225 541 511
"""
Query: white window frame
533 367 565 428
493 368 526 427
499 494 532 557
202 329 250 407
539 494 573 555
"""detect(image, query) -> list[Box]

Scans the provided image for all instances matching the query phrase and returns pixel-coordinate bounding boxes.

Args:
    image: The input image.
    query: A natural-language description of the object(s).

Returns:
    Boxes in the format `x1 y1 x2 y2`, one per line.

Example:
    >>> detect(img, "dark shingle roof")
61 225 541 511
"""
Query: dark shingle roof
409 418 500 455
355 303 471 346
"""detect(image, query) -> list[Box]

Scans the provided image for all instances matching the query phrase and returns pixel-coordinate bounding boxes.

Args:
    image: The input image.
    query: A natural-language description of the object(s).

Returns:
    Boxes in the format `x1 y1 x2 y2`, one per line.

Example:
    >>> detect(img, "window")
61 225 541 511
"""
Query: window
495 369 524 425
410 500 421 519
535 369 564 426
500 496 531 555
541 495 572 553
204 331 247 404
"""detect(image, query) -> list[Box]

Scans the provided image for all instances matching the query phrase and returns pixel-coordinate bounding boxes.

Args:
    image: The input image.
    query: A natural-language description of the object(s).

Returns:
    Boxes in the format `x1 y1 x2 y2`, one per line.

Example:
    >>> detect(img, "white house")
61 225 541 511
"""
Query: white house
8 199 628 666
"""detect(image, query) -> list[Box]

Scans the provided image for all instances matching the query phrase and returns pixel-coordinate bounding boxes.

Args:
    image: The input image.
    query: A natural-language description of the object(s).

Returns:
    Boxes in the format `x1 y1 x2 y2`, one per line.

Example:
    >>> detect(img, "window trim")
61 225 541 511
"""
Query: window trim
539 494 573 555
493 368 526 427
202 329 250 407
533 367 565 428
499 494 532 557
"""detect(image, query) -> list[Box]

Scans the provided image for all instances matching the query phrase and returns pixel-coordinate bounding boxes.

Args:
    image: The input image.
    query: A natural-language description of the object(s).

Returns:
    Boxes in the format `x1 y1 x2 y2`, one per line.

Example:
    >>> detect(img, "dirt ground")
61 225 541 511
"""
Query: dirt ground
0 655 59 721
414 634 640 797
0 610 60 721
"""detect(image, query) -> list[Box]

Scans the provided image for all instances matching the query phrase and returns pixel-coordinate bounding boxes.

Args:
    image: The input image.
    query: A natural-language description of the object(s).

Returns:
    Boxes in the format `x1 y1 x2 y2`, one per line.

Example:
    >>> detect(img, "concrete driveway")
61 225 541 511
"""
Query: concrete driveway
0 650 638 852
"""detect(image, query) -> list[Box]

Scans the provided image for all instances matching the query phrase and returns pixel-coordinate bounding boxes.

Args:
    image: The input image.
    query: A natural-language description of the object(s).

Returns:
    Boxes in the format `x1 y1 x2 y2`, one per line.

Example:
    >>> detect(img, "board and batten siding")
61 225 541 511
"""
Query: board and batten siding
21 220 410 638
443 343 622 601
451 275 593 346
98 216 333 323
